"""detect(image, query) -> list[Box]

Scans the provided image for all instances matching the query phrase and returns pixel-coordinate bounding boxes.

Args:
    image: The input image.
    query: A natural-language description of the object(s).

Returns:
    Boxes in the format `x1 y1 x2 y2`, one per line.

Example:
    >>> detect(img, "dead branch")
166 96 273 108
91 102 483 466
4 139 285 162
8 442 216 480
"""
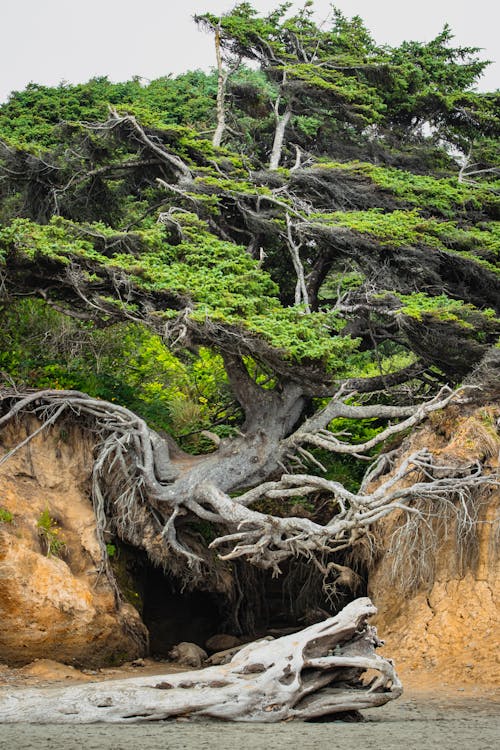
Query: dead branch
285 213 311 311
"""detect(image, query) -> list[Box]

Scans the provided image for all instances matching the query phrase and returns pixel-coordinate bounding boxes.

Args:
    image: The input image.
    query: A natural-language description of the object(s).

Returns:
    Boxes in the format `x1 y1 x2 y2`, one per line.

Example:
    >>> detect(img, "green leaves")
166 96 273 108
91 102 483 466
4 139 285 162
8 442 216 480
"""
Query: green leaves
397 292 498 333
0 212 355 369
0 3 498 407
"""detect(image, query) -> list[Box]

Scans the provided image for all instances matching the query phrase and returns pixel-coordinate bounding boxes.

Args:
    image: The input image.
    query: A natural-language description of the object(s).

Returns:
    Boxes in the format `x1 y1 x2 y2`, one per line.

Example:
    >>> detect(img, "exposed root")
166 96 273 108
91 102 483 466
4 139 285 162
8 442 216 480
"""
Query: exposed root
208 451 498 575
1 388 497 590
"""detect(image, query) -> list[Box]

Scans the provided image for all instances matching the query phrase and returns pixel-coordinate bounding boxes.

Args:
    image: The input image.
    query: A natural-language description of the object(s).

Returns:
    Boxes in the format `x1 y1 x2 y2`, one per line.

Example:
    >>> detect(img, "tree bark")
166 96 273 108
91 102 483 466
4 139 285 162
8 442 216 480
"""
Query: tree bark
0 598 402 723
212 25 227 149
269 105 292 170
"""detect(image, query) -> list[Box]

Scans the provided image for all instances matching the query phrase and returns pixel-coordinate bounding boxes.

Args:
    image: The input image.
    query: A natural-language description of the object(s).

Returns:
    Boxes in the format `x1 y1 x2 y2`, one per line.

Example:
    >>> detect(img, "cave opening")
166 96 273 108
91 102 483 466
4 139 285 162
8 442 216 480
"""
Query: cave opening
142 567 223 657
112 542 368 658
111 543 226 656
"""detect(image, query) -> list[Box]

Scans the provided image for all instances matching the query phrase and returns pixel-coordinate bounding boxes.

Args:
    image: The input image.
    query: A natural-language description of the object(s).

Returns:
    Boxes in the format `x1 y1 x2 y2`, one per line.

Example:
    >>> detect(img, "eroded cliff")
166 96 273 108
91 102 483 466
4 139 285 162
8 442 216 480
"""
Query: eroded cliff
0 419 147 666
367 404 499 686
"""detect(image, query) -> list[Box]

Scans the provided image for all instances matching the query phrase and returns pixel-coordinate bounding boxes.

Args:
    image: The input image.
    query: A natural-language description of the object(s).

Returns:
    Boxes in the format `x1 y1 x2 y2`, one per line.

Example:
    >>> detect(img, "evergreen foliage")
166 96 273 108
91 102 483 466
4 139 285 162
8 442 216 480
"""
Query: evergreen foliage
0 2 498 475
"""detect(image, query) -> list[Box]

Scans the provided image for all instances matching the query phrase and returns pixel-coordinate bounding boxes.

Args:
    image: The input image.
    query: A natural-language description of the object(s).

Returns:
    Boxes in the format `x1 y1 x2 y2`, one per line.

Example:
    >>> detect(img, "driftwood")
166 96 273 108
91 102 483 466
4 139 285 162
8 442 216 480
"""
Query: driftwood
0 598 401 723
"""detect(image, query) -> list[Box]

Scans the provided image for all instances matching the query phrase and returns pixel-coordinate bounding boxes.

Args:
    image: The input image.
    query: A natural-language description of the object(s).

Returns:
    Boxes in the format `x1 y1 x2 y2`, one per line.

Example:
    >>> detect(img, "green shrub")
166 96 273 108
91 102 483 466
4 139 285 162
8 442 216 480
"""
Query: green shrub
37 508 66 558
0 507 13 524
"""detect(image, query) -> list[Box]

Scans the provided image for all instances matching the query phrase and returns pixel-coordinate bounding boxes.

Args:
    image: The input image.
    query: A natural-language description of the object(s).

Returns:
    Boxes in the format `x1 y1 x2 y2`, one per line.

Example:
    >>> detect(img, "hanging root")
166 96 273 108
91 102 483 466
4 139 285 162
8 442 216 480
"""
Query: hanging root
0 388 180 576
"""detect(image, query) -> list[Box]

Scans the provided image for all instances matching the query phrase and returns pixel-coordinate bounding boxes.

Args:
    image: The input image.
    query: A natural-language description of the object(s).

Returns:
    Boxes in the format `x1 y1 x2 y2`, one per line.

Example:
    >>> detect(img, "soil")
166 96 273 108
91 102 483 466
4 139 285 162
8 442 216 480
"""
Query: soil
368 404 500 688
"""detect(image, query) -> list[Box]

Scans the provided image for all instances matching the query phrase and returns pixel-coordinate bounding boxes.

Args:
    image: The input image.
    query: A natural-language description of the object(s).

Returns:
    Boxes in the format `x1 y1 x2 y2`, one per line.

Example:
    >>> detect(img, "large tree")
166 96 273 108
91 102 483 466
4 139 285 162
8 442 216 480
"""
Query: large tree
0 3 498 603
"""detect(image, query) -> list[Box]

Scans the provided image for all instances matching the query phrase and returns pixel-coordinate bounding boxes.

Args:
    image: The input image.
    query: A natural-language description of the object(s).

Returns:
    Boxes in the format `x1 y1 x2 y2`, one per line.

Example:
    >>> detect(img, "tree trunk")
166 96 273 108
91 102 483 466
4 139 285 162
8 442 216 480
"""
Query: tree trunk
212 26 227 149
0 599 402 723
269 105 292 170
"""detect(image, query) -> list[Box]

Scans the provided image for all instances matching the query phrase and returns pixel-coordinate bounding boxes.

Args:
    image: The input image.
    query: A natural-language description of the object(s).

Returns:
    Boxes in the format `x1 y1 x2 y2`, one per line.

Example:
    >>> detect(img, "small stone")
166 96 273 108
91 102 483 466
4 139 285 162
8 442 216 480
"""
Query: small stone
169 642 207 669
205 634 241 652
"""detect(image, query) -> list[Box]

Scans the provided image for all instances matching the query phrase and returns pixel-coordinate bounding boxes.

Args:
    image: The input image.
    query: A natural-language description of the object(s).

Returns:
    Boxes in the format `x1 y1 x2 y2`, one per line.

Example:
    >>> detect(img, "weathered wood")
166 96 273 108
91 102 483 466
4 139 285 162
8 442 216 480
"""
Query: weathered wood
0 598 402 724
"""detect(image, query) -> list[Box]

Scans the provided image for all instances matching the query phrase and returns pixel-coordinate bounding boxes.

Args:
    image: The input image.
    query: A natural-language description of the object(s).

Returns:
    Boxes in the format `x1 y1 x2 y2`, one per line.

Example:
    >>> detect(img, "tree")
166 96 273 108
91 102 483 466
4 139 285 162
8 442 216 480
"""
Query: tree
0 0 498 673
196 3 494 170
197 3 392 167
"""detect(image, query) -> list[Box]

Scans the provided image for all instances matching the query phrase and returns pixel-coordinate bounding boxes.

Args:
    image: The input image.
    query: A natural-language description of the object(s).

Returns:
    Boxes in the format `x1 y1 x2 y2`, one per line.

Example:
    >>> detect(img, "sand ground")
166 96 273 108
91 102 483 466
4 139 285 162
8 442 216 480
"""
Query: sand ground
0 661 498 750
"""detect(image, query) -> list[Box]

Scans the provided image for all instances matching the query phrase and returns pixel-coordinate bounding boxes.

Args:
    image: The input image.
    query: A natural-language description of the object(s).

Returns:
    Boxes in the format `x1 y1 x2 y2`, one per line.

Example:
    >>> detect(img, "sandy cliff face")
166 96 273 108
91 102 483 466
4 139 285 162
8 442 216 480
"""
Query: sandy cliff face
0 419 147 667
368 404 499 687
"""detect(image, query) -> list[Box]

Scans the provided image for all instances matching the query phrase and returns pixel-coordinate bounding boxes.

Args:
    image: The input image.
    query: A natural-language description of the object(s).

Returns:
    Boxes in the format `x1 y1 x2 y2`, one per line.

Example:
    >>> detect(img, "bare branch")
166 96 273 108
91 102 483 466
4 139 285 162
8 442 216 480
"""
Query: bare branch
286 386 464 456
105 109 192 180
285 213 311 312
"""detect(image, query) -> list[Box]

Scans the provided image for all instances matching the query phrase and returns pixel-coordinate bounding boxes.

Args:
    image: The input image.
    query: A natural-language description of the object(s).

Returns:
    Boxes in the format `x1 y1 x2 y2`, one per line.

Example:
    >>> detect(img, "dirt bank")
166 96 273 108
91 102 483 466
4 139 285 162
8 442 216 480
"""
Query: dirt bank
0 419 147 666
368 404 500 687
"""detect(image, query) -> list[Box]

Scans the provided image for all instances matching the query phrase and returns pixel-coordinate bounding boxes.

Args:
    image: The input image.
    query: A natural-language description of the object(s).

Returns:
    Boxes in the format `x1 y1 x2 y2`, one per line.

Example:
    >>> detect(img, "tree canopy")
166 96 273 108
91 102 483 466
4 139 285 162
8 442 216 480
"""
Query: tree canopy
0 4 498 595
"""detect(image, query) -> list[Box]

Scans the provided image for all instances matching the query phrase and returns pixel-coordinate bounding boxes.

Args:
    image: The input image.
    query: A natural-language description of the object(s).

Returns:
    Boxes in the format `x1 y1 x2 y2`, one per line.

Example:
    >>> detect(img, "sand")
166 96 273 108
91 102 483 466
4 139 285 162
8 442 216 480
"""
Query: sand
0 663 498 750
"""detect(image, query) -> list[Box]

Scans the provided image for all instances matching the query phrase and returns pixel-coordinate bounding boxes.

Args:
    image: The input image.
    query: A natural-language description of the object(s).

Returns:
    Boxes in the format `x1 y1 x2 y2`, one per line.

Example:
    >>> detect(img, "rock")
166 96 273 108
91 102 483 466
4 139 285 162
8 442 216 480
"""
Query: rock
19 659 90 681
205 646 243 666
0 419 148 667
168 642 207 668
205 634 241 652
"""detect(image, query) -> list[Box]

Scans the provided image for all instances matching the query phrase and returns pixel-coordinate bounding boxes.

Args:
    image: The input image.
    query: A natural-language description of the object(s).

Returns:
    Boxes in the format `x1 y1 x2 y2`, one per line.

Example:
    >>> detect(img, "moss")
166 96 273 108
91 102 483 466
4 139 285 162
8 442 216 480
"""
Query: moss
110 545 144 615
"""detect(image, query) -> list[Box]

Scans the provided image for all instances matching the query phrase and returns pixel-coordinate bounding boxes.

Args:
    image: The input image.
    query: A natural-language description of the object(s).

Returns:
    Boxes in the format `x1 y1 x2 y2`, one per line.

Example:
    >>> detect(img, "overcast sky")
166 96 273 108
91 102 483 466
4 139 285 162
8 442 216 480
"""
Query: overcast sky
1 0 498 103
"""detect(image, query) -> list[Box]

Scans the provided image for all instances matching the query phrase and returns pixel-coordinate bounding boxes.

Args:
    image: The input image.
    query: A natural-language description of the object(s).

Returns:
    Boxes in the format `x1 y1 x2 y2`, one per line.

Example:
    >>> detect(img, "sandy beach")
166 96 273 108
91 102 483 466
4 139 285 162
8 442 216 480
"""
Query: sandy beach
0 661 498 750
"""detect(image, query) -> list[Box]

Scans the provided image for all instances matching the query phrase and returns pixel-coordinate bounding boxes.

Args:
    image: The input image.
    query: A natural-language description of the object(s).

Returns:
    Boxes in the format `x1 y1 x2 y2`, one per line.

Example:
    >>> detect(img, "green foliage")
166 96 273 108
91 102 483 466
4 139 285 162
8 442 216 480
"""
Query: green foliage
0 73 218 150
385 25 490 133
0 508 14 524
0 299 237 441
310 207 499 273
0 213 359 369
198 2 392 140
315 160 499 218
37 509 66 558
398 292 498 331
0 2 498 465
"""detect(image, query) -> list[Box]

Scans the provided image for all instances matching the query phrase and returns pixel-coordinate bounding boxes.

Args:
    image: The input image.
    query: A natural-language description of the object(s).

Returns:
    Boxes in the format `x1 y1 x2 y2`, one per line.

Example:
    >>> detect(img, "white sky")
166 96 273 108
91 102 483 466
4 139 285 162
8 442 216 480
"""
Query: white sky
1 1 498 103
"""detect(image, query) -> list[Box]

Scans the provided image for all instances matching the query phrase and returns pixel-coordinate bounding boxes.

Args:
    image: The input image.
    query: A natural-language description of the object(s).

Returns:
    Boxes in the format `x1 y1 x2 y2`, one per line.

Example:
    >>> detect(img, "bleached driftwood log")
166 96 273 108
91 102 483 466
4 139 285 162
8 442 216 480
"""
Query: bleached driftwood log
0 598 401 723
